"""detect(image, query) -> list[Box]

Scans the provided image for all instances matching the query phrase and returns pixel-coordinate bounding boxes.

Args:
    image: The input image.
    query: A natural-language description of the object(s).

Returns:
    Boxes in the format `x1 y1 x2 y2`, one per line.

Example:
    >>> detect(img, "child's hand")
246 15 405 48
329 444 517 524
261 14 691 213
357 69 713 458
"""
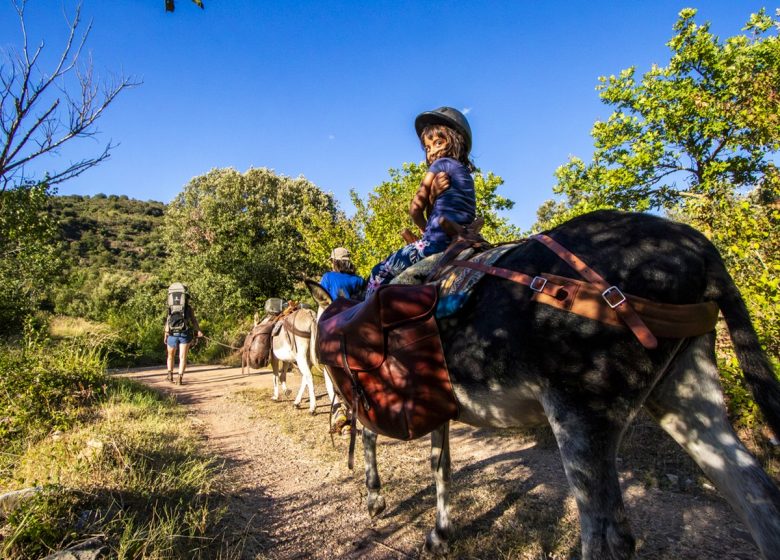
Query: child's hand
400 228 419 244
430 171 450 204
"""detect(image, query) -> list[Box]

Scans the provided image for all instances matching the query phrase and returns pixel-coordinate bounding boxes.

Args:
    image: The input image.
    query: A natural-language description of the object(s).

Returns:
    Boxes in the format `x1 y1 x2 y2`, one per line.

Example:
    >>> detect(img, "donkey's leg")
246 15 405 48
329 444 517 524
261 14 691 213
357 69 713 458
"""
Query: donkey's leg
645 334 780 560
363 427 386 517
541 393 635 560
270 356 281 401
281 362 291 397
425 422 452 555
292 360 309 410
295 347 317 415
322 366 336 403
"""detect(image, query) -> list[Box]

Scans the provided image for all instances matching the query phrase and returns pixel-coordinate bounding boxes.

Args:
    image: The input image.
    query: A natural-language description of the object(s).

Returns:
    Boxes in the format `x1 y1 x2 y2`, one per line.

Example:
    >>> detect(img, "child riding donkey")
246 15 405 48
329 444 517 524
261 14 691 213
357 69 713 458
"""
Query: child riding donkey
326 107 478 435
366 106 477 295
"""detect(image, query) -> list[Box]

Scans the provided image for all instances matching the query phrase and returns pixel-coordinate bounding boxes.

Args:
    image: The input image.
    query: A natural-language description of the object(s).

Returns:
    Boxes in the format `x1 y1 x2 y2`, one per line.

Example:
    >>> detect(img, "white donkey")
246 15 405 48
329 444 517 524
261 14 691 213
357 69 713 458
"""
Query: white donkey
269 307 335 414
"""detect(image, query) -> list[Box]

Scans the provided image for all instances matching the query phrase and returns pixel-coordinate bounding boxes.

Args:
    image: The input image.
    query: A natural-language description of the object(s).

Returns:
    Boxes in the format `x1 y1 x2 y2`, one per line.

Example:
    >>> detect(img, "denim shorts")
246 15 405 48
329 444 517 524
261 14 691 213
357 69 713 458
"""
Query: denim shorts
167 333 192 348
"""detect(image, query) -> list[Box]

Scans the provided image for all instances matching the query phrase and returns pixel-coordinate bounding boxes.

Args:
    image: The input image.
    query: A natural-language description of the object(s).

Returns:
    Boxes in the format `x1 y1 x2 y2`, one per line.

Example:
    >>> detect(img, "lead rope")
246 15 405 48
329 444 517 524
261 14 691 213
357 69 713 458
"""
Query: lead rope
200 335 242 351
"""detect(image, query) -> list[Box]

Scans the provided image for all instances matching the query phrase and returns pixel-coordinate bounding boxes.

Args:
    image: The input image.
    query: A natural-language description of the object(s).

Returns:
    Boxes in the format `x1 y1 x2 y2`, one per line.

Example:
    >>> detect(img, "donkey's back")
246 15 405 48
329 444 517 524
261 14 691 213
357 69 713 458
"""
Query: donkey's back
433 210 780 558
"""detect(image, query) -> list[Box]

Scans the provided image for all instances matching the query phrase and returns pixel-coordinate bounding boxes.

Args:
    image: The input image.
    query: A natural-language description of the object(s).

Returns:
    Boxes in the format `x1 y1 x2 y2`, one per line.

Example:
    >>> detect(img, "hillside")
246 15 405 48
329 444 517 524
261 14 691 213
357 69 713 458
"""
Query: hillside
48 194 167 272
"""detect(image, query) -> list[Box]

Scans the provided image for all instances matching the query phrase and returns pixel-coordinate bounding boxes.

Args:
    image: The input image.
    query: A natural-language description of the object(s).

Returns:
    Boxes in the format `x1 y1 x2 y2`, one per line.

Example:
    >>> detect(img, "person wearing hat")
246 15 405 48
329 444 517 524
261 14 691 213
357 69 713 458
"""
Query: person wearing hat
365 106 476 296
321 248 366 436
320 247 366 300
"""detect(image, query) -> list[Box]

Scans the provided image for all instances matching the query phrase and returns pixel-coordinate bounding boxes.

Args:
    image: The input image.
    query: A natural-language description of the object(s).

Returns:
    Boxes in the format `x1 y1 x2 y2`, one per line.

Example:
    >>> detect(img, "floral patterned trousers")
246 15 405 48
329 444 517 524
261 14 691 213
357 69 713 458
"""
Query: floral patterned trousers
366 238 446 297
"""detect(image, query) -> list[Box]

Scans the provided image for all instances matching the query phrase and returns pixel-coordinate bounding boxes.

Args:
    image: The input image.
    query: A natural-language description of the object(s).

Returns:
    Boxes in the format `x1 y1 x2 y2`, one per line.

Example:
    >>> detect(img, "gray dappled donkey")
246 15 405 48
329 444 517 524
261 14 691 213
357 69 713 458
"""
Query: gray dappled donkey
307 209 780 560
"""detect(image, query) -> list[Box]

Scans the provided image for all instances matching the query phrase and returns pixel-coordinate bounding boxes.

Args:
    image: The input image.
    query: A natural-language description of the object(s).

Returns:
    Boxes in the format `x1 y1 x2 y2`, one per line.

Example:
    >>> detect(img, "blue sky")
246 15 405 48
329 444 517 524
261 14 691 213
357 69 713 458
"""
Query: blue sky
0 1 771 230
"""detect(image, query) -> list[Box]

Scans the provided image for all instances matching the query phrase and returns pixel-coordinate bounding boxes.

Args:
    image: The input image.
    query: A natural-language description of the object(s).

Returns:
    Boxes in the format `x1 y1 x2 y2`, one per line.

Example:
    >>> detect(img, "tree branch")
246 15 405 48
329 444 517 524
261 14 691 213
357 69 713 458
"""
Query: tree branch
0 0 139 191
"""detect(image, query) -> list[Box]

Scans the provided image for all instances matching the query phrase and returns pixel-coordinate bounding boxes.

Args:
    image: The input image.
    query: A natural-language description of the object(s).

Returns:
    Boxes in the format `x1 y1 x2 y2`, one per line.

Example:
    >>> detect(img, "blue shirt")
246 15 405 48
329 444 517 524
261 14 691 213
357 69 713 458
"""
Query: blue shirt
320 271 366 300
423 157 476 248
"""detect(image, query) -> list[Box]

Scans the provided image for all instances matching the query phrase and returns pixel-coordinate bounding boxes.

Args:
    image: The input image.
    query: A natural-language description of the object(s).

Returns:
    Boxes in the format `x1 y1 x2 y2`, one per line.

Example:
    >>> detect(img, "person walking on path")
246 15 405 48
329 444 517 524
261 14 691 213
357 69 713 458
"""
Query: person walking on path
164 282 203 384
320 247 366 301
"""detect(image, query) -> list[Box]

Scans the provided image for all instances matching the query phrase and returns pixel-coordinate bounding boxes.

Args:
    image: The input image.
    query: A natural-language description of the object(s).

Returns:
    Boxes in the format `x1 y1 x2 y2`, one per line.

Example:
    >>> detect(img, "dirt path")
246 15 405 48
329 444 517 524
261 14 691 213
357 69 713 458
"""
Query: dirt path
117 364 761 559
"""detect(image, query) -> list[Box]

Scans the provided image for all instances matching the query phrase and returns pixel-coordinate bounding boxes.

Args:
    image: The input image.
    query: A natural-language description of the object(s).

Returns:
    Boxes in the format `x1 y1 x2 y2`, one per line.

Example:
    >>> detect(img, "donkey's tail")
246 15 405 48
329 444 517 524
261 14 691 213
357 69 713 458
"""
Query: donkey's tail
710 250 780 436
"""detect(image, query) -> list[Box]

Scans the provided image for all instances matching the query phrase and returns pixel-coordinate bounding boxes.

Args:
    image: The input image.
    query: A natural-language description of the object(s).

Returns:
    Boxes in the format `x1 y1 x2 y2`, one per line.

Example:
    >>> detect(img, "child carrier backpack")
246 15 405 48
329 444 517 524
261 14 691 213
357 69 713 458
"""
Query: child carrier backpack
167 283 190 335
265 297 284 314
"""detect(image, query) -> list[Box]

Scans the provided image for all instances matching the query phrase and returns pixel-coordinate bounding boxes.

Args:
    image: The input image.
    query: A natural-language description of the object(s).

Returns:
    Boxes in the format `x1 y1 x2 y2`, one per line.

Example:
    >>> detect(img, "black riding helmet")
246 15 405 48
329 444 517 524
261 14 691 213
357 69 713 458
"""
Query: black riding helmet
414 106 472 155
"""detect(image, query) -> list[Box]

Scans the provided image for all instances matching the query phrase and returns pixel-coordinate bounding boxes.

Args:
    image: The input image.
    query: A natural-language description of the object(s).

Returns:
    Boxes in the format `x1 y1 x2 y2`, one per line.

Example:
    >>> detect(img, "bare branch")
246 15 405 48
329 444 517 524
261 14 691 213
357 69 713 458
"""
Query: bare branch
0 0 140 192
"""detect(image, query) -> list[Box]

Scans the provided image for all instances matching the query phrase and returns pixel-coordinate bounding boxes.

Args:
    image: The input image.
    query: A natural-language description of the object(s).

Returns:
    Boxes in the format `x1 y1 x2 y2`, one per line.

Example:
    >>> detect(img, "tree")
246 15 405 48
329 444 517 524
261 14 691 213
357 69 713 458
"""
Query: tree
0 0 136 333
0 0 139 191
538 8 780 229
293 194 363 275
162 167 342 322
0 183 59 333
165 0 204 12
350 162 519 275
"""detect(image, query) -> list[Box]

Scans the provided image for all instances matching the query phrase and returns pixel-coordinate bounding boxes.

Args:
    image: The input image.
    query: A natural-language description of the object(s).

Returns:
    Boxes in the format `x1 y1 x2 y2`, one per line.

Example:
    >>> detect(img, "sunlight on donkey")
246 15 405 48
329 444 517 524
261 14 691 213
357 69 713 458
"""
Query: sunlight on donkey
306 209 780 560
242 308 335 414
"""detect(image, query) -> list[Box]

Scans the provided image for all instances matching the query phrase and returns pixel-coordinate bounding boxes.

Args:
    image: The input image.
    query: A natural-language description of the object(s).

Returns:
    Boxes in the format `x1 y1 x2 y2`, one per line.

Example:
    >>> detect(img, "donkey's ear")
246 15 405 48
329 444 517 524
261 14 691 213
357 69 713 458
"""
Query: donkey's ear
304 279 332 308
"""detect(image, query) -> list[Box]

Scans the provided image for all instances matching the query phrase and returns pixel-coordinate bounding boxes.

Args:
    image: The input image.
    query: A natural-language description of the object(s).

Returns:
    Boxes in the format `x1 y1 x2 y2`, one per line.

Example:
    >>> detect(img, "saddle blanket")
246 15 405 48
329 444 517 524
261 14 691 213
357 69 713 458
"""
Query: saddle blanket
434 243 520 317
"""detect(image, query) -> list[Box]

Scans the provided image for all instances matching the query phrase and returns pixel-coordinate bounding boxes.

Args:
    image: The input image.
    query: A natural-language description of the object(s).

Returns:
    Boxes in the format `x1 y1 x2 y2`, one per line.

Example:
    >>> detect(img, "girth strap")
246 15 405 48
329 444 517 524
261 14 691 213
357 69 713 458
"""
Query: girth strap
283 312 310 339
532 234 658 349
340 334 364 471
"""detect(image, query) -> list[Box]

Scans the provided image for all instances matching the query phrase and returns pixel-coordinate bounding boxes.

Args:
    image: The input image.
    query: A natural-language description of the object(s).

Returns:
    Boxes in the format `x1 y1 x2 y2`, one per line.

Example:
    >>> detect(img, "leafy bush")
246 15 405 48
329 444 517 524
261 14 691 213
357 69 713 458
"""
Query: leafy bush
0 329 108 454
0 184 63 335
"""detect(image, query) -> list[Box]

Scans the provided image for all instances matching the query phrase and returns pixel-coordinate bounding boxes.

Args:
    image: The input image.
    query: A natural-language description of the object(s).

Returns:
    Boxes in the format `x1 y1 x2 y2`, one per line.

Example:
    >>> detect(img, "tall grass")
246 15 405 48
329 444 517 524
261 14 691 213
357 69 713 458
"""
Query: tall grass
0 323 238 558
0 323 108 458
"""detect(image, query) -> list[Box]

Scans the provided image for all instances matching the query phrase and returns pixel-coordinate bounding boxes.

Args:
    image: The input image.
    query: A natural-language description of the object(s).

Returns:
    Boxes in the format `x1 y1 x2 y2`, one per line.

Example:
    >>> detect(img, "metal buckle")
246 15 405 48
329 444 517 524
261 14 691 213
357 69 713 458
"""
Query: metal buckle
530 276 547 293
602 286 626 308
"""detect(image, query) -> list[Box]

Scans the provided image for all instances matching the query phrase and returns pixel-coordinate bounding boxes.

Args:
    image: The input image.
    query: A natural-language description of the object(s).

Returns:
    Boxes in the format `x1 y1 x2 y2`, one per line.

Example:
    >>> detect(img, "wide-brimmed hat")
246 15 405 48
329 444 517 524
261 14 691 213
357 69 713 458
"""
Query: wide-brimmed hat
414 106 472 154
330 247 350 260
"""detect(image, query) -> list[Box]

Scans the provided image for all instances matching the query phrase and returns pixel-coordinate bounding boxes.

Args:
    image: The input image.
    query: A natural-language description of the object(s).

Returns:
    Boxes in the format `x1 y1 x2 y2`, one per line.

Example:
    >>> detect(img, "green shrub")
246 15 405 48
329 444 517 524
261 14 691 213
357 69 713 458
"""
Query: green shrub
0 333 108 454
1 486 82 559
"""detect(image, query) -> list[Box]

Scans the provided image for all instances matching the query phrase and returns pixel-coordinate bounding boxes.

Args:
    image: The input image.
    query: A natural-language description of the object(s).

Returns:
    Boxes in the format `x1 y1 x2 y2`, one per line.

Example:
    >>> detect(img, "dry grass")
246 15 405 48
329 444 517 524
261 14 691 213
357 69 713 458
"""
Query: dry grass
48 315 111 339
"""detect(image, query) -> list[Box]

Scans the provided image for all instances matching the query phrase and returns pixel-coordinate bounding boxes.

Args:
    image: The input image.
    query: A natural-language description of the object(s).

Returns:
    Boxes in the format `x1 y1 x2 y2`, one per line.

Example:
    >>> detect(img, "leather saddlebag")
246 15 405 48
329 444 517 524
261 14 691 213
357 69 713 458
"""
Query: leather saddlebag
317 284 458 440
247 322 275 368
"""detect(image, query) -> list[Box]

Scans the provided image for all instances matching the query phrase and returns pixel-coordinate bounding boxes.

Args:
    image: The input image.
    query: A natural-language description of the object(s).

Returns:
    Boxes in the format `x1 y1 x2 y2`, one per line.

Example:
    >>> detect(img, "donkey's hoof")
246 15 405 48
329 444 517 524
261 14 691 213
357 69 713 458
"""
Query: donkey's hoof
309 410 317 416
425 528 450 555
284 389 292 397
367 494 386 517
271 396 279 402
293 402 302 409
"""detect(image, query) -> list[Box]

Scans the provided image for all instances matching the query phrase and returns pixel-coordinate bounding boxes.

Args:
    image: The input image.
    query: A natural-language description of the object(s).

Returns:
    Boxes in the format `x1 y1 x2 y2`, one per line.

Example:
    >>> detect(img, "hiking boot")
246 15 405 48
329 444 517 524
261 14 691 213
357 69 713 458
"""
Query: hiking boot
177 373 184 385
167 370 174 382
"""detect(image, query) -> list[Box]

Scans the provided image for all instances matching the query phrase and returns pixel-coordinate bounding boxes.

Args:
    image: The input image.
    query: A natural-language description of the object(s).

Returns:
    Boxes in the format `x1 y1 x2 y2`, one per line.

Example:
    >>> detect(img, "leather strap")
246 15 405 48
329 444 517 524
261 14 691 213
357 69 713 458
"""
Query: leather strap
340 335 358 471
425 217 492 283
450 259 570 300
532 234 658 349
284 311 310 339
